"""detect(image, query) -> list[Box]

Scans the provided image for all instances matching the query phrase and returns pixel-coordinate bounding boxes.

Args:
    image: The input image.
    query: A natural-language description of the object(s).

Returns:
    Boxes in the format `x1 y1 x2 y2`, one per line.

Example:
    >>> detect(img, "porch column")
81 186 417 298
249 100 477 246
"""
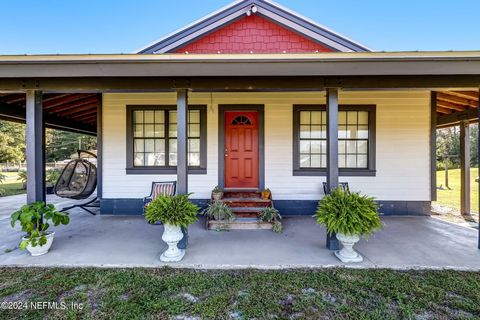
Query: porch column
176 89 188 194
25 90 45 204
326 88 340 250
459 120 470 217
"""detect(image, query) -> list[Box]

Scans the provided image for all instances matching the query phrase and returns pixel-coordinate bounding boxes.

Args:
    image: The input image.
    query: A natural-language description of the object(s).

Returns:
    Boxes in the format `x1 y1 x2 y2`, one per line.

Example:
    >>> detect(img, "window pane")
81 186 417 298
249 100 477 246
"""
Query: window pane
347 141 356 154
134 139 144 152
338 155 346 168
347 111 358 125
311 140 321 153
134 124 143 137
338 140 346 154
189 124 200 138
338 125 347 139
320 125 327 139
338 112 347 125
321 111 326 124
357 140 368 154
358 111 368 125
134 153 144 166
169 111 177 123
145 139 155 152
145 153 157 166
154 124 164 137
169 139 177 153
300 140 310 153
169 124 177 138
299 125 310 139
299 154 310 168
189 110 200 123
346 154 356 168
153 153 165 166
144 111 154 123
155 139 165 153
169 153 177 166
358 125 369 139
357 155 368 168
144 124 154 137
189 153 200 166
300 111 310 124
155 110 165 123
320 140 327 154
311 111 321 125
311 125 321 139
320 154 327 168
134 111 143 124
189 139 200 153
346 126 357 139
311 155 321 167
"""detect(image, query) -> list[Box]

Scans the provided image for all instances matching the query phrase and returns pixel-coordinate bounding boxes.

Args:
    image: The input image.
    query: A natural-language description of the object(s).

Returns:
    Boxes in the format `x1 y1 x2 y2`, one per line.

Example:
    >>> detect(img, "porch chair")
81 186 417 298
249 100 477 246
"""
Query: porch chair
322 182 349 195
143 181 188 249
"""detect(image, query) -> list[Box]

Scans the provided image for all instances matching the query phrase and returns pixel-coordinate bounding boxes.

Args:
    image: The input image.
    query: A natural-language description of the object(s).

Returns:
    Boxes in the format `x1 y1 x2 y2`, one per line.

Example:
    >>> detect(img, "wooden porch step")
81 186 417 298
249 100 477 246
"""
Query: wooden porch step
208 218 273 230
223 191 262 199
230 206 266 218
222 197 271 208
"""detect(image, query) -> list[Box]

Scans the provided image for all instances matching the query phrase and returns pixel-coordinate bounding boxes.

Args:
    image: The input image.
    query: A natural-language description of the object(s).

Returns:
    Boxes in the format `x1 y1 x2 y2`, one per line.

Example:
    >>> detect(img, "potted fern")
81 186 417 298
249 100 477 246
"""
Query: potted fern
202 201 235 231
211 185 223 201
315 188 382 263
10 202 70 256
145 194 199 262
259 207 282 233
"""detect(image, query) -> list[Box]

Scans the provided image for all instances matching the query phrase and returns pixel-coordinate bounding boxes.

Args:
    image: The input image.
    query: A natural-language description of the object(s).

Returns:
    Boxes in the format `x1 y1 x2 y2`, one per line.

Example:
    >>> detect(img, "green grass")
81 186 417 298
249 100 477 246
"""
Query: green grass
435 169 479 213
0 268 479 319
0 172 25 197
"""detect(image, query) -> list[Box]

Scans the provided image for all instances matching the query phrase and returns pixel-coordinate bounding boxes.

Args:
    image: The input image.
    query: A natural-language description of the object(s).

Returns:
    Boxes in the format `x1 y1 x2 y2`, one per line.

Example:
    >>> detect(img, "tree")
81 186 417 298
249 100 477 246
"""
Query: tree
0 121 25 163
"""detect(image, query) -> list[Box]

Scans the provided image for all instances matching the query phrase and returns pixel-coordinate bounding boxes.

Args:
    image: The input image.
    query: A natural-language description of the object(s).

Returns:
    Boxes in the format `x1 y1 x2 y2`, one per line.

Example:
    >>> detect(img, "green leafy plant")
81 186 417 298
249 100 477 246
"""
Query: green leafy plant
46 168 61 186
10 201 70 250
145 194 199 228
17 169 27 189
259 207 283 233
0 172 6 196
202 201 235 221
212 185 222 193
315 188 382 238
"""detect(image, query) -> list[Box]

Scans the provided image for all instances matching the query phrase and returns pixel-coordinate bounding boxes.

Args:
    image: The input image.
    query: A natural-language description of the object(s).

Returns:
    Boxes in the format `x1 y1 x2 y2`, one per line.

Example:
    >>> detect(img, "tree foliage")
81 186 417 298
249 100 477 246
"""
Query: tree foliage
0 121 25 162
437 123 478 169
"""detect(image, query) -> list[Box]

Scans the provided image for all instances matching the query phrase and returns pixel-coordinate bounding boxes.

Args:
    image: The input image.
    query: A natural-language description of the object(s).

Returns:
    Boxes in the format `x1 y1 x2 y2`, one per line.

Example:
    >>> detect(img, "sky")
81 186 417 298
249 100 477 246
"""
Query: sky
1 0 479 54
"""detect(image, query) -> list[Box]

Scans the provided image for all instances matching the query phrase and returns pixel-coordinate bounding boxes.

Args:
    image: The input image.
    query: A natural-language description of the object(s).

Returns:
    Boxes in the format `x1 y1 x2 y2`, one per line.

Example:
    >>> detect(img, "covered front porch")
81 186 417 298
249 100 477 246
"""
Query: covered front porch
1 194 479 269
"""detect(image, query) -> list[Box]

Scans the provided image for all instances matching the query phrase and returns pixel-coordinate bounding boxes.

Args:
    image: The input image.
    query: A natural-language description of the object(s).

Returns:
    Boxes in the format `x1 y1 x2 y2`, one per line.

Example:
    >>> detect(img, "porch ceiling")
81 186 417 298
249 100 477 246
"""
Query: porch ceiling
435 90 479 128
0 93 98 135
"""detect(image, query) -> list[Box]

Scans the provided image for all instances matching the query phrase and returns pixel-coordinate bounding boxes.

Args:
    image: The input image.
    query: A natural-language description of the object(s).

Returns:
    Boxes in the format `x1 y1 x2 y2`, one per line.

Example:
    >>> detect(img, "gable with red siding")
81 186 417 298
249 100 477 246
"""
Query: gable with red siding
174 15 334 54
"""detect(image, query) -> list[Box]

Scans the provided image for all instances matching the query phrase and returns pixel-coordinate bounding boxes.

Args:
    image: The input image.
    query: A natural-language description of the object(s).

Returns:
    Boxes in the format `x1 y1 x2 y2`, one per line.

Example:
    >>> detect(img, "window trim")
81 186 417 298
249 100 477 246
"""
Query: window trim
126 105 207 175
293 105 376 176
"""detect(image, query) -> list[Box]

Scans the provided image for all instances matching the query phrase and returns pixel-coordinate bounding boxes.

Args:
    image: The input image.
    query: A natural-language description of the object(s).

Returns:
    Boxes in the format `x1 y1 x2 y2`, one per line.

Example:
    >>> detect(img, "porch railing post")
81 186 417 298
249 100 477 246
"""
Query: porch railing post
326 88 340 251
25 90 45 204
460 119 470 217
176 89 188 194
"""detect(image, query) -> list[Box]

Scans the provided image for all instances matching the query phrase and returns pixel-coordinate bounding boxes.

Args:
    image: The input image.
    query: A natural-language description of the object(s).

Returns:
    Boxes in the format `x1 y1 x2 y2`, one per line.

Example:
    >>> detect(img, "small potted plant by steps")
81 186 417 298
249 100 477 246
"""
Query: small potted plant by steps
46 168 61 195
259 207 283 233
211 185 223 201
261 188 271 200
145 194 199 262
315 188 382 263
202 201 235 231
10 201 70 256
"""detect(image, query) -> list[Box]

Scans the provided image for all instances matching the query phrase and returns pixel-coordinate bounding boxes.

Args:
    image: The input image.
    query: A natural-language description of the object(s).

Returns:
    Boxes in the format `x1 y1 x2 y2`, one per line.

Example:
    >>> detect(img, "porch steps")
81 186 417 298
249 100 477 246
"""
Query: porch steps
207 189 274 230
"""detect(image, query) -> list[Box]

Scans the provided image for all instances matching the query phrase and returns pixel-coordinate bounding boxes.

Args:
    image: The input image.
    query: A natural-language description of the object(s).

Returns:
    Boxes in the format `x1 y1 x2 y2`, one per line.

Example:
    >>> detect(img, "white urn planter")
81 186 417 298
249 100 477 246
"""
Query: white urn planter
160 224 185 262
23 232 55 256
334 233 363 263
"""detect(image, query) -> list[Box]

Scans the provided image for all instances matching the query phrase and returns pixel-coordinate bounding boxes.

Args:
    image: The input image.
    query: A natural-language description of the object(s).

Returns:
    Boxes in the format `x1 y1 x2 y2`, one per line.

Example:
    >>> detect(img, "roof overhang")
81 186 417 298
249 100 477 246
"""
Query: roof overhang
0 52 480 78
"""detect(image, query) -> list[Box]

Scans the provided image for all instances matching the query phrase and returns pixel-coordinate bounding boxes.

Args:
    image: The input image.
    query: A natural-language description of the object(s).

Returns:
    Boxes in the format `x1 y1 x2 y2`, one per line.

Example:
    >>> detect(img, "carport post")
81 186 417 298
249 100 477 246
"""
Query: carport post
176 89 188 195
25 90 45 204
459 120 470 217
326 88 340 251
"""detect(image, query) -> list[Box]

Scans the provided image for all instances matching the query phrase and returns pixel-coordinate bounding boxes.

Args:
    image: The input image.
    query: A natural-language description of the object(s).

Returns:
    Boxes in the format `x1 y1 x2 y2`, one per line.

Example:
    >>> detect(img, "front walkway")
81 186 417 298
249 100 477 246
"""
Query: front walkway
1 195 479 270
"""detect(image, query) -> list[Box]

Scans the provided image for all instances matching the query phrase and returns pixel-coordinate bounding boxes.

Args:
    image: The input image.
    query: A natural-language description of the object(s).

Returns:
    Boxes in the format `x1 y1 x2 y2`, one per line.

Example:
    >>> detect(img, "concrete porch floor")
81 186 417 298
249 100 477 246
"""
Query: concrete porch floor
1 194 480 270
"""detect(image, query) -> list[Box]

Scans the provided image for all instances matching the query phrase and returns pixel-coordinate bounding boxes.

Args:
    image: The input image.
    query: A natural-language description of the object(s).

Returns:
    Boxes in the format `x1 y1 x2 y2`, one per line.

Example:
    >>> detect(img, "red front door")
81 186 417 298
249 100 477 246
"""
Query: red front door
224 111 259 189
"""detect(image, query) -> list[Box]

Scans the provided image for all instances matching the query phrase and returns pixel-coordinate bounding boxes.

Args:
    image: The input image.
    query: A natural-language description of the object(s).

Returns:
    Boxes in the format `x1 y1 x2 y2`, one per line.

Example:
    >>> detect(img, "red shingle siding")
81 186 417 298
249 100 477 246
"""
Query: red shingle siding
174 15 334 54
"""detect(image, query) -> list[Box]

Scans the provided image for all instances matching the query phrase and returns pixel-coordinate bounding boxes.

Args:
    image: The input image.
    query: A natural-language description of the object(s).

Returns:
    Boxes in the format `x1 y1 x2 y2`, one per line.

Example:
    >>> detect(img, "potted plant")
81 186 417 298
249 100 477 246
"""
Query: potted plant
46 168 61 195
315 188 382 263
17 170 27 189
259 206 282 233
10 201 70 256
261 188 271 200
202 201 235 231
145 194 199 262
211 185 223 201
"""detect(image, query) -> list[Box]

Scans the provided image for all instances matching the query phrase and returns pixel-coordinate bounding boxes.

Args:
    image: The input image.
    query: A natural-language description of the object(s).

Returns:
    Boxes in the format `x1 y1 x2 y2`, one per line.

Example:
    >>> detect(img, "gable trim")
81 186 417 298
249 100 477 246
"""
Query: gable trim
137 0 371 54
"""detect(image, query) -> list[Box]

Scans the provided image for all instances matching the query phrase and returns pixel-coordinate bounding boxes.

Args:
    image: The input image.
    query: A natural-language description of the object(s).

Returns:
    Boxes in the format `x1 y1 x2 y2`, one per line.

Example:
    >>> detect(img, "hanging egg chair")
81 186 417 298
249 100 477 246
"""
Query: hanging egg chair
54 150 97 200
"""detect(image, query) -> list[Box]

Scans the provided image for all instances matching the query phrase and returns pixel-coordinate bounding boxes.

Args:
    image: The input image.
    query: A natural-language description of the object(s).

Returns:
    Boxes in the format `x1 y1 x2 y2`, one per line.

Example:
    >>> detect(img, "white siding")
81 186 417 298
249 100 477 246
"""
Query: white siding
102 91 431 201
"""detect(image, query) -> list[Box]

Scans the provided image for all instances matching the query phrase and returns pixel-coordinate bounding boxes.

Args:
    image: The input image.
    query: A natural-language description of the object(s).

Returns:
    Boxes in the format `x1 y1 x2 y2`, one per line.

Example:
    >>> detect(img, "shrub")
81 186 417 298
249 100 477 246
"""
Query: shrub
315 188 382 238
259 207 283 233
17 170 27 183
145 194 199 228
10 201 70 249
46 168 61 186
202 201 235 221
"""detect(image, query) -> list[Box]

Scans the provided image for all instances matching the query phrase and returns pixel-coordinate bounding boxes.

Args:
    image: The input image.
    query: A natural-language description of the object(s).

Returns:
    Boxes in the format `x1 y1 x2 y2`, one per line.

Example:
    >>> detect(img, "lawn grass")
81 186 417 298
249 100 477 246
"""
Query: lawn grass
0 172 25 197
435 168 479 214
0 268 479 319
